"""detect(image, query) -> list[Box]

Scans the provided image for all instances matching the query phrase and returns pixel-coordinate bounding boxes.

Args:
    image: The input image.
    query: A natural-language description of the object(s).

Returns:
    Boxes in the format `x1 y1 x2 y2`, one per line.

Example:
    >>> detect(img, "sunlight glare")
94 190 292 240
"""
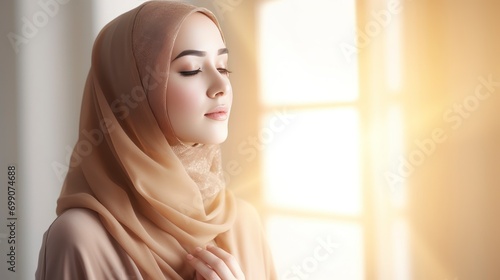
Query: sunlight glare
259 0 359 105
263 109 361 215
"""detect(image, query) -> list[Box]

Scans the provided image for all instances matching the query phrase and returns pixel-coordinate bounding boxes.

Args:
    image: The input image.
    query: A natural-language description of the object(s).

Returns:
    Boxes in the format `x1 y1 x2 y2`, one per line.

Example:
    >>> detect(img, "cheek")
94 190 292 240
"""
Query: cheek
167 79 204 117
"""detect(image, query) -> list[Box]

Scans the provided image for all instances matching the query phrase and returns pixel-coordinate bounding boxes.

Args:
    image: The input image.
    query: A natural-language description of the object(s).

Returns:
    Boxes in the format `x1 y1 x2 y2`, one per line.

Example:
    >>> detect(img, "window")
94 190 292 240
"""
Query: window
257 0 409 279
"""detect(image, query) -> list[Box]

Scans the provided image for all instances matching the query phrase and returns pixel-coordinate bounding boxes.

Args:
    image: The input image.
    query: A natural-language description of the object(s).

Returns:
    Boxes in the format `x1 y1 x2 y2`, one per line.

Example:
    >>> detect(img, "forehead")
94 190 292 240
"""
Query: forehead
172 12 225 54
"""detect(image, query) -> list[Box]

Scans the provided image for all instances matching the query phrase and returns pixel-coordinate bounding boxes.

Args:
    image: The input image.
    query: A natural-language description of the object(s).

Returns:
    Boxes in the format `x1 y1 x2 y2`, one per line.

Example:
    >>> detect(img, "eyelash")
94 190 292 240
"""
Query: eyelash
179 68 232 77
217 68 232 76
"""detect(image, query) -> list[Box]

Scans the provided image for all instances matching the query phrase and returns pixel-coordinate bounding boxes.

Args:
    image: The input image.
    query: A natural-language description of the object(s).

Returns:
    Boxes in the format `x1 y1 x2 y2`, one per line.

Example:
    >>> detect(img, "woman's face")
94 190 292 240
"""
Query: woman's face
167 12 232 146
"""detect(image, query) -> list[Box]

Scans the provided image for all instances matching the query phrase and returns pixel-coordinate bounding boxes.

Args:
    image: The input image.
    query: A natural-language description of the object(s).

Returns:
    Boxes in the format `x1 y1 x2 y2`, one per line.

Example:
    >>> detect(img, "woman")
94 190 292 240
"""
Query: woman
35 1 277 279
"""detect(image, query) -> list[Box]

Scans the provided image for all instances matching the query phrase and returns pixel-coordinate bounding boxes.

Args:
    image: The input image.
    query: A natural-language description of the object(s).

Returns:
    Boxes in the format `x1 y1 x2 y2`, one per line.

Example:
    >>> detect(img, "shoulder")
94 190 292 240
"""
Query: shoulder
36 208 108 279
234 198 261 220
46 208 108 249
37 208 141 280
49 208 104 235
232 198 265 231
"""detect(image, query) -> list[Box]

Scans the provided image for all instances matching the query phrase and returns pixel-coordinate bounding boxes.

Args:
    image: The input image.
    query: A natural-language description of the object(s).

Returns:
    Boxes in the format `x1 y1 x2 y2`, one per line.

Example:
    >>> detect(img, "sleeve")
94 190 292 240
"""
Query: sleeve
35 230 51 280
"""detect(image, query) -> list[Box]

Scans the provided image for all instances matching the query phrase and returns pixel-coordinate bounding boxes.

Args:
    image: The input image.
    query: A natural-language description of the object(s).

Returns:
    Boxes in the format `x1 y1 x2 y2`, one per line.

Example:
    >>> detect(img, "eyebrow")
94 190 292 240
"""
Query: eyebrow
172 48 228 61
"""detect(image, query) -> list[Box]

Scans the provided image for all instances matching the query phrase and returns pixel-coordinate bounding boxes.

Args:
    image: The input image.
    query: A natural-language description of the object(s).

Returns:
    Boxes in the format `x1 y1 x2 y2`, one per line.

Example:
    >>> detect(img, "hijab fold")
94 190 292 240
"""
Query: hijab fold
55 1 259 278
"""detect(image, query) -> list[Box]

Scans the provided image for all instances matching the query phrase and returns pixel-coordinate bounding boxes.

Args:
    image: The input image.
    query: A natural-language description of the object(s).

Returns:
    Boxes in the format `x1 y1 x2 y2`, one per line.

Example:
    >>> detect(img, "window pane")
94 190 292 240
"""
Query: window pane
263 108 361 215
267 215 364 280
258 0 359 105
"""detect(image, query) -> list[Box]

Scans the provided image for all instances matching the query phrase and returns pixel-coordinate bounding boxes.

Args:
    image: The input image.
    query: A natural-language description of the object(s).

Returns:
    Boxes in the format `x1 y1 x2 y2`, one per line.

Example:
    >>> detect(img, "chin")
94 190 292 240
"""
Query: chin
204 126 229 144
186 131 228 146
203 134 228 145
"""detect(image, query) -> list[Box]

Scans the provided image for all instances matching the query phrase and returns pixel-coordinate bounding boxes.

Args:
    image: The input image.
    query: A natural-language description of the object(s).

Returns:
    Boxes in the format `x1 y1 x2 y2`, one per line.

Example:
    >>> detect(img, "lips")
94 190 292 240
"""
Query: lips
204 106 228 121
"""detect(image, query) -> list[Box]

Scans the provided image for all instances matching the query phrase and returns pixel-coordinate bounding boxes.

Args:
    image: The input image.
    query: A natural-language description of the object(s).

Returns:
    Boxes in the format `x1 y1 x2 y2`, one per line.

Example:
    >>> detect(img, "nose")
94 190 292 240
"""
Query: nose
206 70 231 98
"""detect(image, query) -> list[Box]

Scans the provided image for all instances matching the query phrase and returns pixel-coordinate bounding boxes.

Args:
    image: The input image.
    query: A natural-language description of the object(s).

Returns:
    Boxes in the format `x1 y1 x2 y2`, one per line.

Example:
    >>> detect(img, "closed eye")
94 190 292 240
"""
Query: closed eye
217 68 232 76
179 68 202 76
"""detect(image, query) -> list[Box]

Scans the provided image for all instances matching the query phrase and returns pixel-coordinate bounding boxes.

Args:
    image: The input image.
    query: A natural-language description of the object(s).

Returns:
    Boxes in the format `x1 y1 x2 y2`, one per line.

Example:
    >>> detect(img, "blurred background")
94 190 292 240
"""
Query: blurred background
1 0 500 279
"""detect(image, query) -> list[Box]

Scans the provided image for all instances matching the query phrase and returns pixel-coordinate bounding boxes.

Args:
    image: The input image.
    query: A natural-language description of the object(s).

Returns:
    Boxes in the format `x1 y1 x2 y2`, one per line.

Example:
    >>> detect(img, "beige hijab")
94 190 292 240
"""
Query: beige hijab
56 1 275 279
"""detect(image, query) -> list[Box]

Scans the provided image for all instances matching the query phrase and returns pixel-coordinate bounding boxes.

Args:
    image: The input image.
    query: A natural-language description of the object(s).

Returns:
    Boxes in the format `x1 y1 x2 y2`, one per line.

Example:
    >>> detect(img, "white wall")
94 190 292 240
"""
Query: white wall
0 1 21 276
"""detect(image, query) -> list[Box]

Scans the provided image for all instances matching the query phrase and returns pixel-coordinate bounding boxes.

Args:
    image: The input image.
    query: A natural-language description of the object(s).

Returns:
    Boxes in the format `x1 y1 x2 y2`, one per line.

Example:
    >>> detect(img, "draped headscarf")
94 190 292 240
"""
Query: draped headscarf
54 1 275 279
